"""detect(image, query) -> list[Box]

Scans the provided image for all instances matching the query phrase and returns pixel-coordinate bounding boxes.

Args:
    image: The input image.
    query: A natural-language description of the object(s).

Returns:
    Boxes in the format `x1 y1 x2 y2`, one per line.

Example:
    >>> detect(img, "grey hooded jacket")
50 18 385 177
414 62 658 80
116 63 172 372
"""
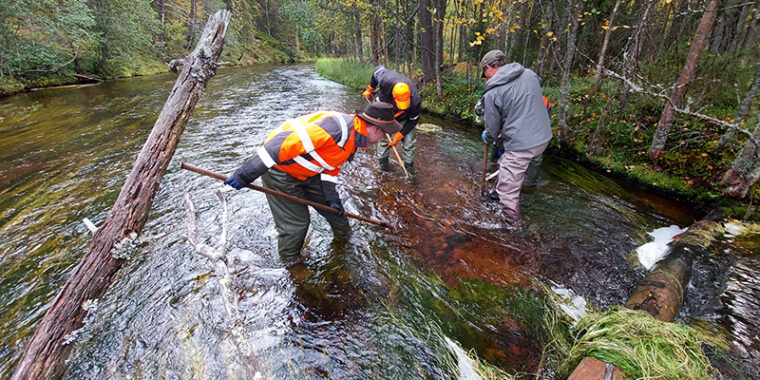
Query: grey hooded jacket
481 62 552 152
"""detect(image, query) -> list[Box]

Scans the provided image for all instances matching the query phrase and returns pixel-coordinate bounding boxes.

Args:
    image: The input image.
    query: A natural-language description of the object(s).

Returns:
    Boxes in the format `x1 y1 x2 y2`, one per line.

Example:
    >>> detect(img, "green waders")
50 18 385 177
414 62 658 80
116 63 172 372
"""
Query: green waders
377 125 417 166
261 168 351 259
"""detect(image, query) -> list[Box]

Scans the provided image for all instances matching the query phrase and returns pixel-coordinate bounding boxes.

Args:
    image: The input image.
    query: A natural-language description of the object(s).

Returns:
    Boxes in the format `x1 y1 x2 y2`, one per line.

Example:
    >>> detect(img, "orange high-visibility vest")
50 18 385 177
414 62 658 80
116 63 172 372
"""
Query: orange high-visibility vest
255 112 369 182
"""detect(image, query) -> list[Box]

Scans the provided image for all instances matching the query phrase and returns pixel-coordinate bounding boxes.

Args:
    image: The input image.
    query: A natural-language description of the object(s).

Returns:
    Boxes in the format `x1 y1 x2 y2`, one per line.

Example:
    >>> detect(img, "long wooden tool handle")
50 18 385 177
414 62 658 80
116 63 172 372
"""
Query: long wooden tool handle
386 133 410 177
481 144 488 195
180 162 392 229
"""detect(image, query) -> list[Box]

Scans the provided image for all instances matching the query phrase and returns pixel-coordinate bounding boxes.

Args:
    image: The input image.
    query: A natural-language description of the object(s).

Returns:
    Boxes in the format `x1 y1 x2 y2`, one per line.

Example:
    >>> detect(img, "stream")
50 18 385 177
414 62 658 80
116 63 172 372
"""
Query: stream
0 64 758 379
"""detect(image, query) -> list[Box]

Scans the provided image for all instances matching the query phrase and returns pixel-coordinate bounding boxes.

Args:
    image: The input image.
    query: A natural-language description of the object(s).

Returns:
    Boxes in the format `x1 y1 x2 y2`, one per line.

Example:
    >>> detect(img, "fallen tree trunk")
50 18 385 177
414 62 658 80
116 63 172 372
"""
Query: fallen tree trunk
625 217 724 321
11 10 231 380
568 215 724 380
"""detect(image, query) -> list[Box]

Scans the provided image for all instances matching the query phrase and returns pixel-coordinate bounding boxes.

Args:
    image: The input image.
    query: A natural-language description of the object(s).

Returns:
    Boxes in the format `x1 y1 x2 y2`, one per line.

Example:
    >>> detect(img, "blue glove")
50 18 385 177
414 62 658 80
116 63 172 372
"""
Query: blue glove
327 200 345 217
224 176 244 190
481 130 488 144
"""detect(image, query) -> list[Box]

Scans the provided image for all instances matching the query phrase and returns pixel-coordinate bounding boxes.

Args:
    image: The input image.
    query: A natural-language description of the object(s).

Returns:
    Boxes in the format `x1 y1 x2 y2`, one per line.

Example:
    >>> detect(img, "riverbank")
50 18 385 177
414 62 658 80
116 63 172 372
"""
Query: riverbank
0 34 298 99
315 58 759 221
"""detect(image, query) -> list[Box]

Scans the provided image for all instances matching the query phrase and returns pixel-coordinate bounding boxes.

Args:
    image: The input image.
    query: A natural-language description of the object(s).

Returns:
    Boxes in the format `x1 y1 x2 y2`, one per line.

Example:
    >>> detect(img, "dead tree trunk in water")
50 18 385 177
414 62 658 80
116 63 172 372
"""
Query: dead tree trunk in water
11 10 231 380
569 216 724 379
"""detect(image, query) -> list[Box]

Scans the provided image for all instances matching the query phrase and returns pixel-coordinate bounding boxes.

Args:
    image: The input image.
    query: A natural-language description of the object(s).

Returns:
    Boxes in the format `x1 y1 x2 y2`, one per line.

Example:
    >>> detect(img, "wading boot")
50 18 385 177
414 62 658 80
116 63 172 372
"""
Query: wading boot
379 157 389 171
405 162 414 175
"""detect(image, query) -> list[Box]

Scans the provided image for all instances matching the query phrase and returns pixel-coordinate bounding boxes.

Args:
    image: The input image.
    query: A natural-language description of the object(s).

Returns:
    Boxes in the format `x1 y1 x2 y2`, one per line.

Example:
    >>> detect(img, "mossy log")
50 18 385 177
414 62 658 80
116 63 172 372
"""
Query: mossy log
11 10 231 380
568 216 724 380
625 218 724 322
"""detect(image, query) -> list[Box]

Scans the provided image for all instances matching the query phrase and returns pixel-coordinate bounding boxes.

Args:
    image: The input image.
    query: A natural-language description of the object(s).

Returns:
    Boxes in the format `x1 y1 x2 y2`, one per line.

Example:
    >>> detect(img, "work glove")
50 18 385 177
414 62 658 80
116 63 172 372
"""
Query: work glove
362 86 375 101
224 176 244 190
326 199 345 217
388 132 404 147
481 130 488 144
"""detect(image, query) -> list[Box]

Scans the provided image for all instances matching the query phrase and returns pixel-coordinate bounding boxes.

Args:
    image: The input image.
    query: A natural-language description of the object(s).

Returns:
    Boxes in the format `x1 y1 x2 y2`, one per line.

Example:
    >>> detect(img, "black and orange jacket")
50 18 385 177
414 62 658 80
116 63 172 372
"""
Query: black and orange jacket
232 111 369 188
370 65 421 136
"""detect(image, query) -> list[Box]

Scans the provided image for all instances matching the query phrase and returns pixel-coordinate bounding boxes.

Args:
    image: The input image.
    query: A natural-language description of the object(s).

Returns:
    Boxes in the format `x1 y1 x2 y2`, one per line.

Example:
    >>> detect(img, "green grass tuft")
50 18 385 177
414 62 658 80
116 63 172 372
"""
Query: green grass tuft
557 306 728 379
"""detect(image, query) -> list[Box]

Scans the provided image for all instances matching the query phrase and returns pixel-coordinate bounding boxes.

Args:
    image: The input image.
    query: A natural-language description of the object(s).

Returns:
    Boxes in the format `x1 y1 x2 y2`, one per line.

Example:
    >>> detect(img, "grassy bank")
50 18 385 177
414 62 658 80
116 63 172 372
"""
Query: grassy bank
315 58 759 217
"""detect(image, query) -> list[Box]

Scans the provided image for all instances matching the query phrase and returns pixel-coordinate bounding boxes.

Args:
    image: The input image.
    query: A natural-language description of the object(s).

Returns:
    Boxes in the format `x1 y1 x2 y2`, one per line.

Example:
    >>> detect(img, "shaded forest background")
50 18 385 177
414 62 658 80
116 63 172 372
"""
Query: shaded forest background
2 0 760 210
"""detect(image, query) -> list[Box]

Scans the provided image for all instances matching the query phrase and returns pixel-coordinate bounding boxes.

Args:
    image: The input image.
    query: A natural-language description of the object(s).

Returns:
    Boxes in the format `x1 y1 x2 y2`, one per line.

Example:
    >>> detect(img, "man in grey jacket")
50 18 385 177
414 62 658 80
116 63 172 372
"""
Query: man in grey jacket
479 50 552 231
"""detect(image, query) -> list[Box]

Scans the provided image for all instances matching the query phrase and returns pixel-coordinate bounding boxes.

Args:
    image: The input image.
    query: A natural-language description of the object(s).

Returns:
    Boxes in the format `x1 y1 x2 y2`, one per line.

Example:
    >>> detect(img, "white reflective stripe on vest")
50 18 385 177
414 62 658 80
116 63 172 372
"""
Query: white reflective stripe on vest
292 155 323 173
257 146 276 168
336 116 349 147
289 118 336 171
290 120 315 152
320 173 338 184
308 151 334 171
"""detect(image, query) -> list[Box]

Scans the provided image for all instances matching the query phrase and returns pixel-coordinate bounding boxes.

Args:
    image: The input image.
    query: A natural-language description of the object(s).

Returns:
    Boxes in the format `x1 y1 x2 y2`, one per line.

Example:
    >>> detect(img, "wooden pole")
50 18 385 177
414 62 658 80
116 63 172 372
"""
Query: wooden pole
481 144 488 195
11 11 232 380
180 163 393 229
386 133 410 177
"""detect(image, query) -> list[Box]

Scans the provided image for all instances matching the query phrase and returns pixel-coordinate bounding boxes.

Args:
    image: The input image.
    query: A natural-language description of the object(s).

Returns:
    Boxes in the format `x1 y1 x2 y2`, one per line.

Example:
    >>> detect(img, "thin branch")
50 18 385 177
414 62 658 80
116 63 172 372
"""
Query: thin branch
605 69 760 147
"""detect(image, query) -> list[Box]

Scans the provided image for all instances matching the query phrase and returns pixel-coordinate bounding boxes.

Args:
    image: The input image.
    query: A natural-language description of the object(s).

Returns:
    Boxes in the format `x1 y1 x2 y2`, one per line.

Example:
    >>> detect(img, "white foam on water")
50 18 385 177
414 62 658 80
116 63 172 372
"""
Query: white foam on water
724 222 742 238
550 284 588 322
443 337 482 380
636 225 687 270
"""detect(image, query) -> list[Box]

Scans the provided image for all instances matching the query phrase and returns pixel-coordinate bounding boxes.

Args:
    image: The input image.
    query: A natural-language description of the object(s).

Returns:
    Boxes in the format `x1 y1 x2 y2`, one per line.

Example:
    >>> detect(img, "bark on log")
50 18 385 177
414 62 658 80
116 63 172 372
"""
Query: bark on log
11 10 231 380
625 218 724 321
568 216 724 379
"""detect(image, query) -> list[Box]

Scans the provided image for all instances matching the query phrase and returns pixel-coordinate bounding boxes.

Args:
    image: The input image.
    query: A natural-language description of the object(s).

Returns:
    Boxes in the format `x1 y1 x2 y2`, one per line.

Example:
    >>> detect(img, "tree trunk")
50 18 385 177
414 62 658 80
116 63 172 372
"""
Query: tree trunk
355 10 364 62
711 0 739 54
382 21 389 67
720 118 760 198
419 0 436 83
649 0 720 165
185 0 197 50
269 0 280 40
435 0 446 68
10 10 232 380
729 2 751 52
370 0 381 65
665 0 690 54
536 1 552 77
582 0 622 116
435 9 442 98
558 0 583 144
620 0 654 109
716 64 760 150
157 0 167 44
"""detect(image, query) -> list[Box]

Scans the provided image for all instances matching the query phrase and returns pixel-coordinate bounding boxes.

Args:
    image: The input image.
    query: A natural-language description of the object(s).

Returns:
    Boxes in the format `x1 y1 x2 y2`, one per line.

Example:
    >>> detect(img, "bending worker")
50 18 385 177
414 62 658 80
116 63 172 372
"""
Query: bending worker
224 102 401 259
479 50 552 232
362 65 421 172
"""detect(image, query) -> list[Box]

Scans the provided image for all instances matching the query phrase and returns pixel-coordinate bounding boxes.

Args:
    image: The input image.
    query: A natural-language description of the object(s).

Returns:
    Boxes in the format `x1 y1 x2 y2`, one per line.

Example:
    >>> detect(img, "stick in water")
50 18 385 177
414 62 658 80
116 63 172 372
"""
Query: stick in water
386 133 409 177
180 162 393 229
481 144 488 195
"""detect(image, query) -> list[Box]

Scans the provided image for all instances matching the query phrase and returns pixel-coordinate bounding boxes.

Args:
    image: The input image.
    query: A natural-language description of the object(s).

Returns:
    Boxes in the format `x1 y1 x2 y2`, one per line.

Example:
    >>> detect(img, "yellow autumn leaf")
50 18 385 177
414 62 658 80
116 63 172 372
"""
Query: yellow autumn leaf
546 31 554 37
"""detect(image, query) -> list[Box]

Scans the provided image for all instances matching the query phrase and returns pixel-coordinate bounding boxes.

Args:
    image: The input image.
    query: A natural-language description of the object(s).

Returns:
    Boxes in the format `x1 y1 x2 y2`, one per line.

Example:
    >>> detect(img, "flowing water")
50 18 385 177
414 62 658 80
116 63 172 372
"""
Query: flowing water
0 64 757 379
